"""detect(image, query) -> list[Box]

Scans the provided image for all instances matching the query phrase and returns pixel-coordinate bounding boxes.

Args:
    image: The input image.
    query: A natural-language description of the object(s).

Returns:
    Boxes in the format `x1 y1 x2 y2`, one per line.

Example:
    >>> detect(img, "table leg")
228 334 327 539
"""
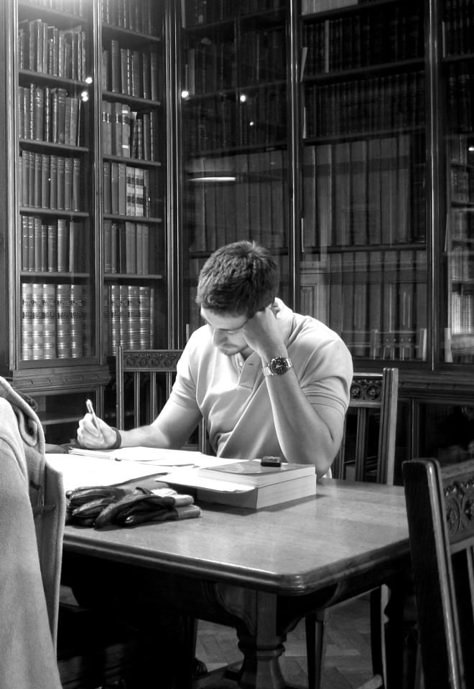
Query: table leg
235 591 287 689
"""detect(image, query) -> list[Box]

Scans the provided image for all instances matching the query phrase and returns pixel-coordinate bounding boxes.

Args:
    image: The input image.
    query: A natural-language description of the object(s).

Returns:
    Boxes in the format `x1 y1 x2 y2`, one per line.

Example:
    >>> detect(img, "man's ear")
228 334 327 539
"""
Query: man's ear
270 300 279 314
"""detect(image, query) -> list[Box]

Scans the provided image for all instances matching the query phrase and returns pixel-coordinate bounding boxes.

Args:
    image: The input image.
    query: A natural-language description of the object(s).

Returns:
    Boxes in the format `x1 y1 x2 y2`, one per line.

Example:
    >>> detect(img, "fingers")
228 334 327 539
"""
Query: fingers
77 413 113 449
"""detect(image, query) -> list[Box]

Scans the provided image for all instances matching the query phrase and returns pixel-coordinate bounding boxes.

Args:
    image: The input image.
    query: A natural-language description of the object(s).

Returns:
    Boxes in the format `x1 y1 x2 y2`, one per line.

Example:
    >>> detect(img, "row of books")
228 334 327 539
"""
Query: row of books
186 150 288 253
302 5 423 75
104 284 155 355
102 0 159 34
18 85 82 147
29 0 85 15
301 0 378 14
443 0 474 56
447 133 472 166
104 220 158 275
103 162 154 217
18 19 87 81
324 248 428 360
18 152 82 212
185 26 286 95
21 216 88 273
183 85 287 152
102 102 160 161
184 0 284 28
448 209 474 242
102 42 160 101
449 246 474 282
304 71 425 137
451 287 474 334
450 163 474 204
447 67 474 134
303 135 426 248
185 38 235 95
21 282 90 361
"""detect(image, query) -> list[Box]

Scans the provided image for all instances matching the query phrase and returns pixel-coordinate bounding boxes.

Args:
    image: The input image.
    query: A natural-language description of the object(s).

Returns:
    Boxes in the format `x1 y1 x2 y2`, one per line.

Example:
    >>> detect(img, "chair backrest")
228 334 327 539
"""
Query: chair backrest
331 368 399 484
115 346 182 430
402 458 474 689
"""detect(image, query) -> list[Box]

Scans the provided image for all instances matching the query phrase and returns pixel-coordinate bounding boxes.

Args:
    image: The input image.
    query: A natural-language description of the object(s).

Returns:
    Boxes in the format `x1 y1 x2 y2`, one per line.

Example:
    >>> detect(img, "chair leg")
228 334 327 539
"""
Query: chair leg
368 587 386 688
305 610 327 689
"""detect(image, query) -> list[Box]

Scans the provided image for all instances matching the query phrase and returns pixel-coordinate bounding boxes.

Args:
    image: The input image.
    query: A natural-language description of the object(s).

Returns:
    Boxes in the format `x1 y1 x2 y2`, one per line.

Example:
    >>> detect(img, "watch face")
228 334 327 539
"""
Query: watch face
270 357 290 375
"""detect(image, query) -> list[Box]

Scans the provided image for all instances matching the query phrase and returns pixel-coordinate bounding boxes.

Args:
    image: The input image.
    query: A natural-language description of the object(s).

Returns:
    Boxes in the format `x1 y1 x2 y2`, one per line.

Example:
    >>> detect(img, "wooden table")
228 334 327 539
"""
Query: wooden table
62 479 411 689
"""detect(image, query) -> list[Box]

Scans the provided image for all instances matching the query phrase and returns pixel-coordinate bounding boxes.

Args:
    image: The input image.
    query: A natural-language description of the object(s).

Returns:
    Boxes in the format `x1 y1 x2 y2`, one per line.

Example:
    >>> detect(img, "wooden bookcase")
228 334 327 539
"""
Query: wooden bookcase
0 0 170 441
1 0 474 461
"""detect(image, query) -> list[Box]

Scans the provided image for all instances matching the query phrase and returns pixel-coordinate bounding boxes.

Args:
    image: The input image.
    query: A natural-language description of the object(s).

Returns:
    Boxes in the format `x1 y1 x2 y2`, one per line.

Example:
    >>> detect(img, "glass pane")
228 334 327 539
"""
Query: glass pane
17 1 96 362
300 0 428 362
180 2 290 336
441 1 474 363
101 0 167 354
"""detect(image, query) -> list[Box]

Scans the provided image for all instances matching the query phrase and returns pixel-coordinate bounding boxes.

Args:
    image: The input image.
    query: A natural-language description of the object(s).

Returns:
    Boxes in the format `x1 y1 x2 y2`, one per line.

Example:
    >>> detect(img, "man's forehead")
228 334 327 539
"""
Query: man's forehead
200 307 247 328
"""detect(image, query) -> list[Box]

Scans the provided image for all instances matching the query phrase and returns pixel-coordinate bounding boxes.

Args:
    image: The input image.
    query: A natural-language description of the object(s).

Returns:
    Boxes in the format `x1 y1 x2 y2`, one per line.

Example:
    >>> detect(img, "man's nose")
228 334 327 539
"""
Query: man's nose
212 329 227 346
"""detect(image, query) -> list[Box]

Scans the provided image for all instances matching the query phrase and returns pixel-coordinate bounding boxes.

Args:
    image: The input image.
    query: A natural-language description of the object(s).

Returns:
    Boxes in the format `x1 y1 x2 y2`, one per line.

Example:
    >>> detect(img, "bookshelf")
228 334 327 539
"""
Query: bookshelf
0 0 169 441
300 0 428 363
441 1 474 365
180 1 291 335
100 0 166 356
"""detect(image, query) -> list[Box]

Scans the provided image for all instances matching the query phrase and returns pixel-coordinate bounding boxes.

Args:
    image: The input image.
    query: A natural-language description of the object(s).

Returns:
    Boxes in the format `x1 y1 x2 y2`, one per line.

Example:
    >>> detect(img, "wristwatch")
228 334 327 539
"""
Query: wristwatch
263 356 293 377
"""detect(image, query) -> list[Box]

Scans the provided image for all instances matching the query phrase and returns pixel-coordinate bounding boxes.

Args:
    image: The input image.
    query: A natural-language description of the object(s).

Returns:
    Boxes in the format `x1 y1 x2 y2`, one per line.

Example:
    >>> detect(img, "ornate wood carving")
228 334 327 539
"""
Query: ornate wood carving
122 349 182 372
350 375 383 403
444 474 474 542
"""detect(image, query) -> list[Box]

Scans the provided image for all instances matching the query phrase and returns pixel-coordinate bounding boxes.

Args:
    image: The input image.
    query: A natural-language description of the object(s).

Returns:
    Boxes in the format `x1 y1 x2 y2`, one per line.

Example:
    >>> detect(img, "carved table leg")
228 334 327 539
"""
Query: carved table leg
236 591 287 689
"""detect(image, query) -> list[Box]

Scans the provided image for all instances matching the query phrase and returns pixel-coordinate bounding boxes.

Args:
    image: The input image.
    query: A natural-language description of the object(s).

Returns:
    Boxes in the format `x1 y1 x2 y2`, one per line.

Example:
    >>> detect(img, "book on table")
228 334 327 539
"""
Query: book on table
164 459 317 509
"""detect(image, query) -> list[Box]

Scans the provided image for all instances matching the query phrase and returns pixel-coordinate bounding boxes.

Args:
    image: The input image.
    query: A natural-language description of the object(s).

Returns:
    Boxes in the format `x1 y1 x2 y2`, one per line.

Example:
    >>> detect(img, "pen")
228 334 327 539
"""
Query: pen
86 398 102 437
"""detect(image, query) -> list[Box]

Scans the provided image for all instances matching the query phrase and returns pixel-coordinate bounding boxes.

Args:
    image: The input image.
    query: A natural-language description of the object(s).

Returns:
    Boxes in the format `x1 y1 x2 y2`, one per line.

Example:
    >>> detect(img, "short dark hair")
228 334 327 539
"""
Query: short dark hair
196 241 279 317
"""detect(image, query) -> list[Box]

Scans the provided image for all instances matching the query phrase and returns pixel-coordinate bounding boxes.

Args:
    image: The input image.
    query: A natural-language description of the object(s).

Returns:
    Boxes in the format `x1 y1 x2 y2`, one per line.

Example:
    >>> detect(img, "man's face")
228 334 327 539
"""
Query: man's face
200 307 252 357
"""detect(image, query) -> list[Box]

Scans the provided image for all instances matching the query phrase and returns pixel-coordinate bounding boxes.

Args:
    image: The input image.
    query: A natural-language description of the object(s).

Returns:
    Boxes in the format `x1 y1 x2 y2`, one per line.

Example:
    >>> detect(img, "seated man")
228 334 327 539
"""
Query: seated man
72 240 353 688
79 240 353 477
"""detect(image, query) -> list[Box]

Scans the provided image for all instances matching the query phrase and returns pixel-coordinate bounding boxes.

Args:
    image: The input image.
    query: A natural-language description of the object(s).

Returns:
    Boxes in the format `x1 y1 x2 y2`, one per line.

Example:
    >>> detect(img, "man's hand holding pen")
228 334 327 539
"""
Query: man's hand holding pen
78 400 116 449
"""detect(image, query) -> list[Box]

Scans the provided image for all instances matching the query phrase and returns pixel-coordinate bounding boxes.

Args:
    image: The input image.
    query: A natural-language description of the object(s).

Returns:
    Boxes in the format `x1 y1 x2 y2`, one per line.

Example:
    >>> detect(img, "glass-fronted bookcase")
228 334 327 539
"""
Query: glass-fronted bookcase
0 0 473 459
180 1 291 336
0 0 170 442
177 0 474 473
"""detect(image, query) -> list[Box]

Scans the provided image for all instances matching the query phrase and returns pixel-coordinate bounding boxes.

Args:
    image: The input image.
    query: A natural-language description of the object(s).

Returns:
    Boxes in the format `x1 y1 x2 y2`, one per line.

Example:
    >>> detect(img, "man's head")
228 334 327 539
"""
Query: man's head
196 240 279 317
196 241 280 357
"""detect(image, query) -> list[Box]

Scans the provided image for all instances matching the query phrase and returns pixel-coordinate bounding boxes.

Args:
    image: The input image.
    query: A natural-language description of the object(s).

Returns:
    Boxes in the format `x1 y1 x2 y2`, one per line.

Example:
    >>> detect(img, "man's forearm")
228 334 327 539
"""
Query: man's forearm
118 424 171 449
265 370 343 476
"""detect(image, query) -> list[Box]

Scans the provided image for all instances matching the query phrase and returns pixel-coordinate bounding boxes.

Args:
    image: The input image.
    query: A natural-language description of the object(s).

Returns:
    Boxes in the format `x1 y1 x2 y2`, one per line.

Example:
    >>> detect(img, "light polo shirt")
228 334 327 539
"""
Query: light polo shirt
169 300 353 460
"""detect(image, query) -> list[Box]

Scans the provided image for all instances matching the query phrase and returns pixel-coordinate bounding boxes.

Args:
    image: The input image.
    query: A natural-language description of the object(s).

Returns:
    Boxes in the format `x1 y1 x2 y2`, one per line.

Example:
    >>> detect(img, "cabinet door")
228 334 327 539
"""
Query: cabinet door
300 0 428 363
15 0 96 364
179 1 291 336
100 0 168 354
440 0 474 364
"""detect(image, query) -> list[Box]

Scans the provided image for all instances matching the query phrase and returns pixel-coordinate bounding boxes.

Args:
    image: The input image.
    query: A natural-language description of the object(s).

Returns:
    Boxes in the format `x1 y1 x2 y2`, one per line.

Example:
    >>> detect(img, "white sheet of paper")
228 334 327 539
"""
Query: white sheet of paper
48 449 242 492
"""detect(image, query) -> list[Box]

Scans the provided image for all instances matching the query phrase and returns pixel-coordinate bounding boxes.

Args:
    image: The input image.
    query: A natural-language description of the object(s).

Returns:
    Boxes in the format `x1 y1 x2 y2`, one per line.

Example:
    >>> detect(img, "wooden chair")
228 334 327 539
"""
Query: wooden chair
305 368 399 689
332 368 399 483
402 457 474 689
115 347 183 430
115 346 209 453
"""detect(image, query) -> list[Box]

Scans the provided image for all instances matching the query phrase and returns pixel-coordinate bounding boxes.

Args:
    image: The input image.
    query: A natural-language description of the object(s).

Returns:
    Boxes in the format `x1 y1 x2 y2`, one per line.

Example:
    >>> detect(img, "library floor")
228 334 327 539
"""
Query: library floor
195 596 372 689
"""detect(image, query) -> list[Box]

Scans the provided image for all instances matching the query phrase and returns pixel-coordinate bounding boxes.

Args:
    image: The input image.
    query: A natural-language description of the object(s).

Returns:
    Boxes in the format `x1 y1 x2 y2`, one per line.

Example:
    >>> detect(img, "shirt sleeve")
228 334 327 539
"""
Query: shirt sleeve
298 338 353 418
167 333 201 413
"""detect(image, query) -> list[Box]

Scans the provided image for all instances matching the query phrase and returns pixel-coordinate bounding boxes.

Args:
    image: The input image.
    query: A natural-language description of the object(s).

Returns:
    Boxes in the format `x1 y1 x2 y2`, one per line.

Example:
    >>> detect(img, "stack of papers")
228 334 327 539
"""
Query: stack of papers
48 448 317 509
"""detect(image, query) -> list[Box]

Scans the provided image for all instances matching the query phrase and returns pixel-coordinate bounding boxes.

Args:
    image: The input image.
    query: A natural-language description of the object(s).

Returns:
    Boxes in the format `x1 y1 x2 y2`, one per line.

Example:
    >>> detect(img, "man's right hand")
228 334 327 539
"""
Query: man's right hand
77 413 116 449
